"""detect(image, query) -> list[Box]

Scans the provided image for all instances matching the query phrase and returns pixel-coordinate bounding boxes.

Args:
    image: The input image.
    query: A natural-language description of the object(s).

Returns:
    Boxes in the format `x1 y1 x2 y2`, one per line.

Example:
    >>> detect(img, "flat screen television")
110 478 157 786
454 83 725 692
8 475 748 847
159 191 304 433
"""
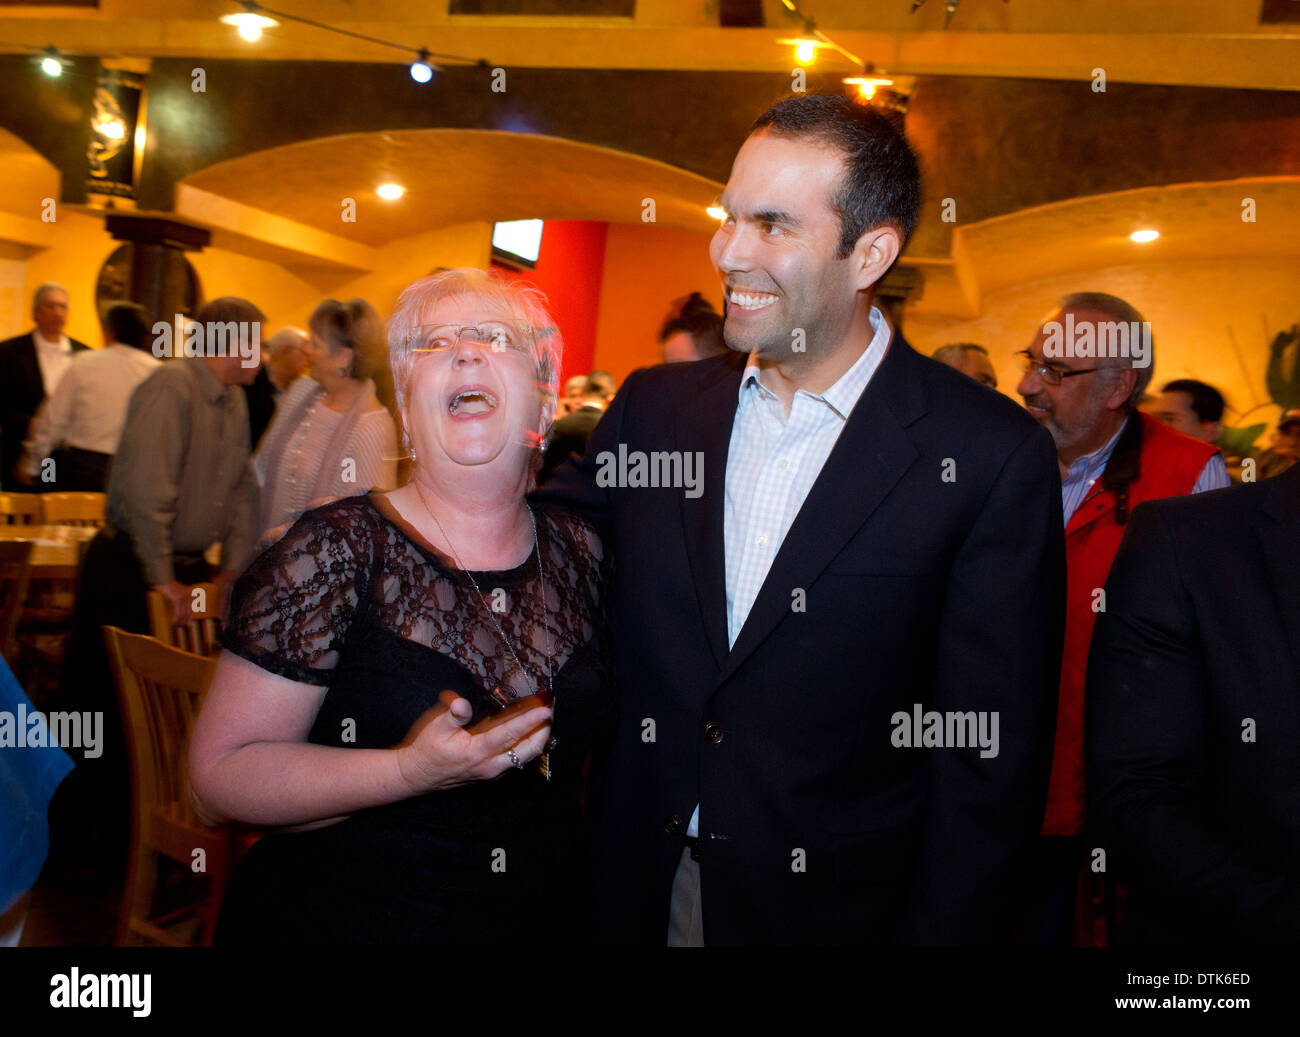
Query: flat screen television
491 219 544 269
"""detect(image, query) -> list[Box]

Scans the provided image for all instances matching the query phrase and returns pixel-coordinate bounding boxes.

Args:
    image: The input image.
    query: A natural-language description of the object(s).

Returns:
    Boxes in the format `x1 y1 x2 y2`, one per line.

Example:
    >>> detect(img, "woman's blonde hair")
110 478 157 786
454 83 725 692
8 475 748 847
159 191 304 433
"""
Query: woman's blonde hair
387 268 563 459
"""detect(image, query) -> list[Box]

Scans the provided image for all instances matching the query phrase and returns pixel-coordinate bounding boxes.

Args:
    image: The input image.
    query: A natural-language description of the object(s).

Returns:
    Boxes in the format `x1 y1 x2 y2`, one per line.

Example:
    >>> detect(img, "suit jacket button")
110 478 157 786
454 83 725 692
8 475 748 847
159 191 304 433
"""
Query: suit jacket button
664 815 682 835
705 722 723 744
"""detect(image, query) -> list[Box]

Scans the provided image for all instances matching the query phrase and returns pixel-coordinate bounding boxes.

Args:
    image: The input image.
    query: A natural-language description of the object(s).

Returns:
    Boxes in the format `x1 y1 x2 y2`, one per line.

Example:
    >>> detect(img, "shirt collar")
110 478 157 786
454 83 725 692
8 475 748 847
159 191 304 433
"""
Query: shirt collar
190 357 230 403
738 305 891 419
1068 415 1129 479
33 329 70 352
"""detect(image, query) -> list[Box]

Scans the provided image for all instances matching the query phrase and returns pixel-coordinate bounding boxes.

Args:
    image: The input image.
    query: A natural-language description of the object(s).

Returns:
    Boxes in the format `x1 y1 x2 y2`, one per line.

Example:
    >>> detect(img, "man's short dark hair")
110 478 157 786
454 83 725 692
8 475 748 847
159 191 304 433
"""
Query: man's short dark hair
1161 378 1225 424
751 93 921 259
102 301 152 350
585 370 616 399
192 296 267 327
658 292 726 358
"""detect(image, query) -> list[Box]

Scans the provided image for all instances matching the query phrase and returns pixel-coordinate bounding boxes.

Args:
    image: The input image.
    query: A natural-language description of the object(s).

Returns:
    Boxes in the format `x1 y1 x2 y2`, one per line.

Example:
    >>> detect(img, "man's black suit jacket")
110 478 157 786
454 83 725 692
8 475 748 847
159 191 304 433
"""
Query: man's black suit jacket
0 330 91 488
537 336 1066 945
1087 463 1300 946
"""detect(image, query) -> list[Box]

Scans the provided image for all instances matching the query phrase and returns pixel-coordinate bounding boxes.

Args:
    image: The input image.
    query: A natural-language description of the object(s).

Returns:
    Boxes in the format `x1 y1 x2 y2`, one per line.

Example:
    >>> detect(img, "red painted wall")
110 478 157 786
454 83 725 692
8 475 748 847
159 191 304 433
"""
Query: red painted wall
492 219 607 388
593 223 722 384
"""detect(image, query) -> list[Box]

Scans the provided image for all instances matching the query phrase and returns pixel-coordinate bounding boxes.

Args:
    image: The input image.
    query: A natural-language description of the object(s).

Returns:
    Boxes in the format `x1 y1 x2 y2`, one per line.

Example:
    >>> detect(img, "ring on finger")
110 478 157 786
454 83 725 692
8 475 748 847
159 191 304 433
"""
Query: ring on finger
506 747 523 769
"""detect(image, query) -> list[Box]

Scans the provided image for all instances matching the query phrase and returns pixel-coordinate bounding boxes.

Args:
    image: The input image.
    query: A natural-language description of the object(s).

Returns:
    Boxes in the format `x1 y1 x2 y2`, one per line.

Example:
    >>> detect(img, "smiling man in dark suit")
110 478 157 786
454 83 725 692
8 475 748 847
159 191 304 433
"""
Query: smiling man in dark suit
0 283 91 491
1087 463 1300 945
538 93 1065 945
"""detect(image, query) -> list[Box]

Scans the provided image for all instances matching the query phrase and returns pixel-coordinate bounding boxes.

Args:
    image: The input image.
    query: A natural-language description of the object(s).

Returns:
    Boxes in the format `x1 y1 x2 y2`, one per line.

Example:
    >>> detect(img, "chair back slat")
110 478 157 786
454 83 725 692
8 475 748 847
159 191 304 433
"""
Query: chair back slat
0 493 43 525
40 492 106 527
103 627 216 834
147 583 223 656
0 540 34 660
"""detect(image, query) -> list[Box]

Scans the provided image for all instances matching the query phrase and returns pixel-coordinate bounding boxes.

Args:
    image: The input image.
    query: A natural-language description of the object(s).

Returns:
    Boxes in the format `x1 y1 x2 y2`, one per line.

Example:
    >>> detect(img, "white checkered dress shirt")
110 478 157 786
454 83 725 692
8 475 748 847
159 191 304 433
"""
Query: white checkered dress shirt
686 304 892 839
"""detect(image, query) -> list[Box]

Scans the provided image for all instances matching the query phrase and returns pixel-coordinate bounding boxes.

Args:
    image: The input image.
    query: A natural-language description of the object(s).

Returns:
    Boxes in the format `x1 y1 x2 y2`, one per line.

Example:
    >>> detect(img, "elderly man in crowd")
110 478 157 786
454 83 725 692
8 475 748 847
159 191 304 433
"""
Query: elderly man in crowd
0 283 91 491
932 342 998 390
244 325 310 447
19 302 160 492
1014 291 1230 945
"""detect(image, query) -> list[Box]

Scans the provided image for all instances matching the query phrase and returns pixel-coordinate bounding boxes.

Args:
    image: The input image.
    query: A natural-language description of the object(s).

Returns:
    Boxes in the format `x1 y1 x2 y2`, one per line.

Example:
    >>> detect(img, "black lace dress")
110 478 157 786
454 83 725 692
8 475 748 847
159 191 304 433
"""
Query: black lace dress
215 494 615 946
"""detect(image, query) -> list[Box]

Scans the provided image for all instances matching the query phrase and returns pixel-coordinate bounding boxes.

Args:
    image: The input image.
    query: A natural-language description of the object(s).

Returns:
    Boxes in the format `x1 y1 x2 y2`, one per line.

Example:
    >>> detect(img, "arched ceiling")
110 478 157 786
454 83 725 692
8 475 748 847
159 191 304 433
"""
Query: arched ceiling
177 128 721 250
0 126 60 218
913 177 1300 316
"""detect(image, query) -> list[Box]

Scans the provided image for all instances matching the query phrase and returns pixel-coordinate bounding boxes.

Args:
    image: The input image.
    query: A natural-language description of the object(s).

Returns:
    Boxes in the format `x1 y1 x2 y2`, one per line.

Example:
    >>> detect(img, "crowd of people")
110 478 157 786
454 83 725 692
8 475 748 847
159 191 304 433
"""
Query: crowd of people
2 90 1298 948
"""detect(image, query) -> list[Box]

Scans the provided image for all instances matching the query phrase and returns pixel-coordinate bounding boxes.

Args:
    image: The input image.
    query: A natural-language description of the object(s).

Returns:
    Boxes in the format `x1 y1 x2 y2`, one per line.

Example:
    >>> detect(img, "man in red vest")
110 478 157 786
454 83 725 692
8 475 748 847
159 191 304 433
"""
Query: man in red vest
1015 291 1229 945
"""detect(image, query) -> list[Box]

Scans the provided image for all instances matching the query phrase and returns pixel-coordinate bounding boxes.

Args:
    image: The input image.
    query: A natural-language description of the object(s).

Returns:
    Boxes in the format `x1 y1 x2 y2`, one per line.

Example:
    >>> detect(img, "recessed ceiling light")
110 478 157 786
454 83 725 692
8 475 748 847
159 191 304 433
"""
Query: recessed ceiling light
1130 229 1159 243
377 183 405 201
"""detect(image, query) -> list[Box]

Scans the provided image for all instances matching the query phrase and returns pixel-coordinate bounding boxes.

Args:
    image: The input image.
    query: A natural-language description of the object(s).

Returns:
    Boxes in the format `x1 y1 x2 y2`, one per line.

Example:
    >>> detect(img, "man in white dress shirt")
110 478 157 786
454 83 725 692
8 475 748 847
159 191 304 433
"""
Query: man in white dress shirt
20 302 160 492
0 283 91 491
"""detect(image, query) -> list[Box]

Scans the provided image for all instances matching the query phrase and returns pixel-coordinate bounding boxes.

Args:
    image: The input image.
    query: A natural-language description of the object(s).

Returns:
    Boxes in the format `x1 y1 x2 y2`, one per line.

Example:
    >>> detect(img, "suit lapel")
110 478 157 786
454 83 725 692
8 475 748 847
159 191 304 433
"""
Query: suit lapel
716 337 925 687
1258 467 1300 695
676 356 745 670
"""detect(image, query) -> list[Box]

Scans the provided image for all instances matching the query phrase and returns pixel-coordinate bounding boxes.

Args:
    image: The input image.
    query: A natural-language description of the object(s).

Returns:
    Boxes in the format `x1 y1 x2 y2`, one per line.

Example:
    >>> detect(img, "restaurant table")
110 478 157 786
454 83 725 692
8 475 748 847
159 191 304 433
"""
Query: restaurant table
0 525 97 577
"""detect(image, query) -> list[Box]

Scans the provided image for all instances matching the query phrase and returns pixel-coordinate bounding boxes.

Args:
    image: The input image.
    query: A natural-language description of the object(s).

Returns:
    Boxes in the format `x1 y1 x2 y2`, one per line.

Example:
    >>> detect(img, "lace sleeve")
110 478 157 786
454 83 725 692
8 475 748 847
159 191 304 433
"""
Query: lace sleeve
220 499 376 685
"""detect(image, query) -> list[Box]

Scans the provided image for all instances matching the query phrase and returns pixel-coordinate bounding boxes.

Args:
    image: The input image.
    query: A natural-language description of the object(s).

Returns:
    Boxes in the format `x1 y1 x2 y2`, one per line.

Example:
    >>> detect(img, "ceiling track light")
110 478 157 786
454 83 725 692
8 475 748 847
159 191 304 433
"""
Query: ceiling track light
911 0 1012 30
220 2 278 42
410 49 434 83
38 45 66 77
219 1 488 72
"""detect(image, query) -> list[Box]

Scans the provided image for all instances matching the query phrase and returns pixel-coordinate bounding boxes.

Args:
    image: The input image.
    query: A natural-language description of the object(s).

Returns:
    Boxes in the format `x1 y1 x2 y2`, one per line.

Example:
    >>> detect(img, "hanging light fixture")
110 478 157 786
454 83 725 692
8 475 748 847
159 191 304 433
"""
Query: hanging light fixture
843 63 895 101
220 2 279 41
409 49 434 83
38 46 65 77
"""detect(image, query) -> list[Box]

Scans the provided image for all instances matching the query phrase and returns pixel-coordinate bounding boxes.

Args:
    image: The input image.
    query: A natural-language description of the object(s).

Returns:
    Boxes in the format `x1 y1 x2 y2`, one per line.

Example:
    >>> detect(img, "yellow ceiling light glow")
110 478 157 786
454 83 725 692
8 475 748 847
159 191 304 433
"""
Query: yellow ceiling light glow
220 11 278 42
377 183 405 201
777 36 827 65
844 74 894 100
1130 229 1159 243
706 205 727 221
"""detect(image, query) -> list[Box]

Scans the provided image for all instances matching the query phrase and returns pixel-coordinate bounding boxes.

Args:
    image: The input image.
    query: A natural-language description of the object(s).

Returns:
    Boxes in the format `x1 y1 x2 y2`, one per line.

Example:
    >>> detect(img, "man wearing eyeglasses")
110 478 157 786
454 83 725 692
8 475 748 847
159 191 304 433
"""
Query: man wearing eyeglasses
1015 290 1229 945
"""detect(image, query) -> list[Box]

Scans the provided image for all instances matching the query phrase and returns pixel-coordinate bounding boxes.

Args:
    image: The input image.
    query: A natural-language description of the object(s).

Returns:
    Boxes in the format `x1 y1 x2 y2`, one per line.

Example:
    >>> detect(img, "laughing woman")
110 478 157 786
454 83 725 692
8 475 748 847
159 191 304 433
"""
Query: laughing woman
189 269 615 946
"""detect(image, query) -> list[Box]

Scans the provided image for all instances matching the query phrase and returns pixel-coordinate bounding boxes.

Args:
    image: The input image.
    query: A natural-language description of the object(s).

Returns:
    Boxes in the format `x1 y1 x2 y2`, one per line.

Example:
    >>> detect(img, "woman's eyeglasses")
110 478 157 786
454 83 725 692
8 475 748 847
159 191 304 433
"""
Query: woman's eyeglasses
1015 349 1103 387
409 321 534 356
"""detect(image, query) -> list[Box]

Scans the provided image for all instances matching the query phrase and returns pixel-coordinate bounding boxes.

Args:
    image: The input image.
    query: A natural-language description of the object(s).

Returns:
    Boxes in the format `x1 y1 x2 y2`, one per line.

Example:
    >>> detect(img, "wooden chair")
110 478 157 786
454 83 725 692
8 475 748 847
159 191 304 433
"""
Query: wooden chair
0 493 42 525
0 540 33 661
147 583 223 656
103 625 232 947
40 492 106 528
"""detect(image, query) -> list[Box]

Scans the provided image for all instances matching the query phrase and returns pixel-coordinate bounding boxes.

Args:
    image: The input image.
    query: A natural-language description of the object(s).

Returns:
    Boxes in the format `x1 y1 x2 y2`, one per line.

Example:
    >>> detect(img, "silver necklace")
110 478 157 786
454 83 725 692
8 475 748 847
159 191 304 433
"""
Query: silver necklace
413 482 556 781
